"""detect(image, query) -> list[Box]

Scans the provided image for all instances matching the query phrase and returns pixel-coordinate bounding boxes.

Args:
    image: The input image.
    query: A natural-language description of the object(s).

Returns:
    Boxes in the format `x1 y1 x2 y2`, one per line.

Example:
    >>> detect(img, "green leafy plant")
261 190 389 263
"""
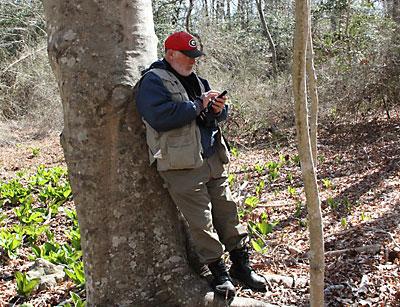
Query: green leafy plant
15 271 40 297
13 224 48 244
227 173 235 188
279 154 288 165
28 165 68 189
248 213 279 253
255 180 265 197
341 217 348 228
0 230 23 258
265 161 280 181
291 155 301 166
66 227 81 251
360 212 370 221
294 201 303 218
16 170 26 178
298 219 307 228
30 240 82 266
327 197 338 210
30 147 40 157
30 241 59 261
13 196 44 224
64 292 87 307
322 178 333 189
230 147 239 158
343 198 353 212
249 219 278 237
65 208 79 228
0 178 30 206
286 171 294 183
334 155 342 164
251 238 267 253
65 261 85 287
244 196 259 209
254 163 264 175
0 212 7 224
287 186 297 198
38 181 72 205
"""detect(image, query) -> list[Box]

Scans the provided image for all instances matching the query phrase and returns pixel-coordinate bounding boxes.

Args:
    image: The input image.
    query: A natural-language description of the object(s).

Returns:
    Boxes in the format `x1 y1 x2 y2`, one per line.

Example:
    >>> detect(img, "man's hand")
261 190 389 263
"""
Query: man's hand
201 91 228 114
211 94 227 114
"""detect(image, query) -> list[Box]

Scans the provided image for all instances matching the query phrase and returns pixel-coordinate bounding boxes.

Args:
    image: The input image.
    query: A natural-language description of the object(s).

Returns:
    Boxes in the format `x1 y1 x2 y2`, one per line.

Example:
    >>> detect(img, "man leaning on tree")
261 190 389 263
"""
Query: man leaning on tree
135 31 266 298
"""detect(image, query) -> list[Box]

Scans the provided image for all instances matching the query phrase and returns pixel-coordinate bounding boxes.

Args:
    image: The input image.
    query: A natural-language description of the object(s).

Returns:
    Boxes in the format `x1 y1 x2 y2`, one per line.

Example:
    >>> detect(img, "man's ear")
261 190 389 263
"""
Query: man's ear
165 49 174 60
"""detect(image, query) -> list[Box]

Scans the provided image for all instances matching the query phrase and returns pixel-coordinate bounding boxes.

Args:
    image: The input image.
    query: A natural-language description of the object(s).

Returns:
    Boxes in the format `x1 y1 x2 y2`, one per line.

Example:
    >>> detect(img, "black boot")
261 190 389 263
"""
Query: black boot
229 246 267 291
208 258 236 299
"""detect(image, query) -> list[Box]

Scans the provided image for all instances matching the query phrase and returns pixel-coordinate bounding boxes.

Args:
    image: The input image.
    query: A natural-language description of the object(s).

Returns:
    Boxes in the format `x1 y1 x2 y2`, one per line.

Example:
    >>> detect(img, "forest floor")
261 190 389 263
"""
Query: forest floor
0 115 399 306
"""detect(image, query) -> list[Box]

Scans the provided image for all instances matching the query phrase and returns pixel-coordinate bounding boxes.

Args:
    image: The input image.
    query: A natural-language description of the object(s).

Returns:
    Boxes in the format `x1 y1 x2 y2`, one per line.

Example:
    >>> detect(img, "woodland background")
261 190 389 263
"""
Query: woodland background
0 0 399 306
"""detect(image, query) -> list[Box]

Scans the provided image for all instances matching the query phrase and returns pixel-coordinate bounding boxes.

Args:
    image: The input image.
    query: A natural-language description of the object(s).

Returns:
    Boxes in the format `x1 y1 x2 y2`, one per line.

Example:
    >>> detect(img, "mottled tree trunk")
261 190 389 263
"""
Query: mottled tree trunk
292 0 325 306
42 0 271 306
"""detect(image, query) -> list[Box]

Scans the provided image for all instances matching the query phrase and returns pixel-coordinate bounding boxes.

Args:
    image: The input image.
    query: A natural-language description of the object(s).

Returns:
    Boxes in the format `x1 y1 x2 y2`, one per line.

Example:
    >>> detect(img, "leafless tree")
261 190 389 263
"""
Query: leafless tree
292 0 325 305
255 0 278 77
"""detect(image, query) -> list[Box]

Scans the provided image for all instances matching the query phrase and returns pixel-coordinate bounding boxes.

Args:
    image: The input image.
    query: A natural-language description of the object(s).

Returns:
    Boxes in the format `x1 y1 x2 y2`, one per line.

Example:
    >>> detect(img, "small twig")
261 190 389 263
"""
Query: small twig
271 243 287 255
257 200 296 208
1 45 46 76
364 227 400 249
324 244 381 257
12 296 21 307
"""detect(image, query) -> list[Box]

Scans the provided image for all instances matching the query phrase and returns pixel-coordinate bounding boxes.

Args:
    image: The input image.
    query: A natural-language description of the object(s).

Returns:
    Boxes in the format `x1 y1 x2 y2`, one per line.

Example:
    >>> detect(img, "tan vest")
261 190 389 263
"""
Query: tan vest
143 68 205 171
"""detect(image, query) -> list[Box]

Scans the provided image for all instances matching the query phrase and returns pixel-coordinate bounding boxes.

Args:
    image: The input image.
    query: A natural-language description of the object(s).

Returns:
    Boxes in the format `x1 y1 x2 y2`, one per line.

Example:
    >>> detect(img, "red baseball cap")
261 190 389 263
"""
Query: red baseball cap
164 31 205 58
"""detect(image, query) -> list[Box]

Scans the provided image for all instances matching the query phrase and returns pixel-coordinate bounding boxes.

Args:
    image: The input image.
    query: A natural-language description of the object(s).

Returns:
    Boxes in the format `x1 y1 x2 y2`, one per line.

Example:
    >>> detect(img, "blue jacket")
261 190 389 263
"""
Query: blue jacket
136 59 228 158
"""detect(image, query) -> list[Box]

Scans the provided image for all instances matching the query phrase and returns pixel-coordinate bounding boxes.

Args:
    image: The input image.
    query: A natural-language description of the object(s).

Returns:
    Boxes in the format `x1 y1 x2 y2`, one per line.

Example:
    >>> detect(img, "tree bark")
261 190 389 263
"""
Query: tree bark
255 0 278 77
42 0 271 305
211 0 215 21
306 20 319 164
185 0 194 33
393 0 400 23
292 0 325 305
226 0 231 28
237 0 246 29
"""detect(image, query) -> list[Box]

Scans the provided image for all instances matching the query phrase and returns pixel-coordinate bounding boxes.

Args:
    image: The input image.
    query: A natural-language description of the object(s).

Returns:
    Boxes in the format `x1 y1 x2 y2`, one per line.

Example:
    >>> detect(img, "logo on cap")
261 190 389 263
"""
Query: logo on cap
189 39 197 48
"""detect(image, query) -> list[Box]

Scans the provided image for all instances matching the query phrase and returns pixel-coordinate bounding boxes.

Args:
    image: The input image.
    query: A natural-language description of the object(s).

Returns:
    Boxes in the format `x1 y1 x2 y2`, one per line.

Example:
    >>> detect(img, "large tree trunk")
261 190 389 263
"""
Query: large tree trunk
42 0 272 306
292 0 325 305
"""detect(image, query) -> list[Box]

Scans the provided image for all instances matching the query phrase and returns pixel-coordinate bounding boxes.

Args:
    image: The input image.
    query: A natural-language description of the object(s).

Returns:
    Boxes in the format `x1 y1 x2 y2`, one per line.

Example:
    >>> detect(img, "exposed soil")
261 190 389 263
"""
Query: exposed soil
0 116 399 306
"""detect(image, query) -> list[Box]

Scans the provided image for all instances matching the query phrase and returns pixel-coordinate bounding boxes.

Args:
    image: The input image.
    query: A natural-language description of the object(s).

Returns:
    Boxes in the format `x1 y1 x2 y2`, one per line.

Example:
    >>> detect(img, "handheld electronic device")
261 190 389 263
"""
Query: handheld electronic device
205 90 227 112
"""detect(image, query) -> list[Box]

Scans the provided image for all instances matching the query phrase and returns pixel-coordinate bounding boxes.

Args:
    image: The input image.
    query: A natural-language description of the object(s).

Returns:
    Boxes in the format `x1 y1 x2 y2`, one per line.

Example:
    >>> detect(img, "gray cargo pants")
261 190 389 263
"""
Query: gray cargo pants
159 152 247 264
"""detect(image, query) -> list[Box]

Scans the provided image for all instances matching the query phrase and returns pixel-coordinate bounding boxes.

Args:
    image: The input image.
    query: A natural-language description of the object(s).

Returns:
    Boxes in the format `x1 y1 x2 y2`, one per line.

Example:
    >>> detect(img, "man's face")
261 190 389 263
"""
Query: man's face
167 50 196 76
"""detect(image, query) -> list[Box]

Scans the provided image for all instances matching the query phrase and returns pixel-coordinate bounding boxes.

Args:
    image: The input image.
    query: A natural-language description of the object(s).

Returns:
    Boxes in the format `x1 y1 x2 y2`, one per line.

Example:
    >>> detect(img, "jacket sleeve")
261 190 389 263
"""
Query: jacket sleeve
215 105 228 122
136 72 203 132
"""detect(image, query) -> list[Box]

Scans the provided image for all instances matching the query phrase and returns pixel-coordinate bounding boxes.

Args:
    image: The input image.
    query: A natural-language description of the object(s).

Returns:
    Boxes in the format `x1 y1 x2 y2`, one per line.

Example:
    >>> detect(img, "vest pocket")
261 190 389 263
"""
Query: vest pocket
167 135 196 169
